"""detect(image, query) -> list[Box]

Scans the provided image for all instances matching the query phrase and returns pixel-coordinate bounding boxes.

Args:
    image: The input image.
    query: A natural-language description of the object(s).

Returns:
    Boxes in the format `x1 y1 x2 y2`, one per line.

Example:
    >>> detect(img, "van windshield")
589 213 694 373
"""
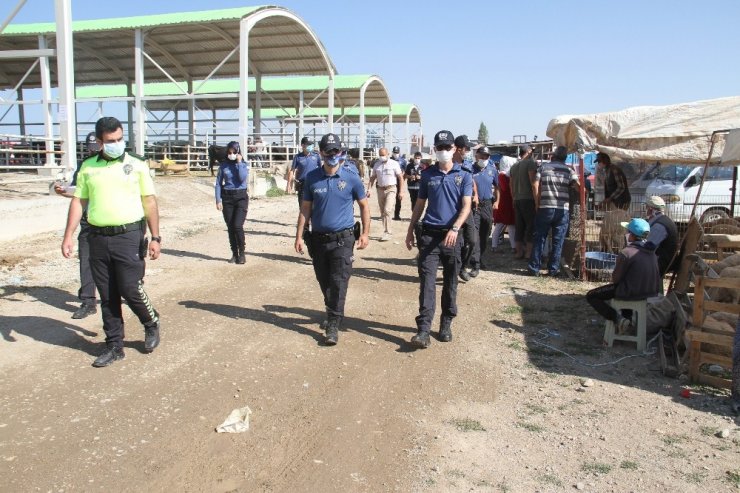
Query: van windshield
656 165 694 183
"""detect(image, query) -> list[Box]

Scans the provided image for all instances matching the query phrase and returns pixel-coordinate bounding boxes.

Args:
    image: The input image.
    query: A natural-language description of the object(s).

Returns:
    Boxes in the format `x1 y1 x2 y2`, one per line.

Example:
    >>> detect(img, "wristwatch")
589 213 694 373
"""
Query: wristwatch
451 226 460 233
151 236 162 243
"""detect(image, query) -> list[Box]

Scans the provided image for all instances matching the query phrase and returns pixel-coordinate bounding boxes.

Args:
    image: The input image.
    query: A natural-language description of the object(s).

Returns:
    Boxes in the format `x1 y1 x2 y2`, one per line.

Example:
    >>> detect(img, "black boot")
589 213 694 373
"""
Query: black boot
72 301 97 319
144 320 160 353
410 330 431 348
439 317 453 342
236 249 246 264
227 251 237 263
324 319 339 345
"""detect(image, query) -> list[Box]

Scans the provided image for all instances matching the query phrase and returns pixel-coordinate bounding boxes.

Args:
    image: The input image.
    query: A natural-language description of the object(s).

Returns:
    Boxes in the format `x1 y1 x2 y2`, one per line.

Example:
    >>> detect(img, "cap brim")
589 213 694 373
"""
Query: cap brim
620 221 630 229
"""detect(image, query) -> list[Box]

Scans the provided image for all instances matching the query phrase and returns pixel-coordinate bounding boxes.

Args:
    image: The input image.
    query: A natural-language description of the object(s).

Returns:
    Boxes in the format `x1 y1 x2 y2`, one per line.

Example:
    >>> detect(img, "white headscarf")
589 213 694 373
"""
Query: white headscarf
498 156 517 176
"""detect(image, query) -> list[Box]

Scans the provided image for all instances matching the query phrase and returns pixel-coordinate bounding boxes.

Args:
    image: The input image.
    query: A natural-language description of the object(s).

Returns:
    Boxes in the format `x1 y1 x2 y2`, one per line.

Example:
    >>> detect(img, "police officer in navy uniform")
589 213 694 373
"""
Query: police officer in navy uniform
215 141 250 264
392 146 408 220
469 146 499 274
54 132 100 319
405 130 473 348
295 133 371 345
453 134 479 281
61 117 161 367
404 151 424 212
286 136 321 205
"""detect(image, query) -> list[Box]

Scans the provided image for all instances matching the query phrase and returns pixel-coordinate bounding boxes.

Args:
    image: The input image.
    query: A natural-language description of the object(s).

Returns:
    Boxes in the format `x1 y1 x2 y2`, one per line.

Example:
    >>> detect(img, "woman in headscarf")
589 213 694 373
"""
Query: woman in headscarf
215 141 250 264
492 155 517 253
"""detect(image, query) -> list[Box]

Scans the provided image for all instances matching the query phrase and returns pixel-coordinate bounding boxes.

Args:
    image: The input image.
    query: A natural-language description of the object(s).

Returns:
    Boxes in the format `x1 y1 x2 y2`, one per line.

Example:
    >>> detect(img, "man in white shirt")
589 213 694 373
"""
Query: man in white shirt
368 147 404 241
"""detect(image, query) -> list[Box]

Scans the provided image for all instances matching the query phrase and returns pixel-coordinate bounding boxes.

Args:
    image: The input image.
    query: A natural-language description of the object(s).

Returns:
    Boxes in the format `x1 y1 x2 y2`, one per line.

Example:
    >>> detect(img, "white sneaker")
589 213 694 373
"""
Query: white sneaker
380 232 391 242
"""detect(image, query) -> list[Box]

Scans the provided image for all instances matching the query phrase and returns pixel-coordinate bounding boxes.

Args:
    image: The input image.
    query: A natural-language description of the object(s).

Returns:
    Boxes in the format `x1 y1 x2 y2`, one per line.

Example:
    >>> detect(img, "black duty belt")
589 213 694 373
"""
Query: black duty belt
422 224 450 235
478 198 492 203
222 188 247 195
312 227 354 242
89 219 145 236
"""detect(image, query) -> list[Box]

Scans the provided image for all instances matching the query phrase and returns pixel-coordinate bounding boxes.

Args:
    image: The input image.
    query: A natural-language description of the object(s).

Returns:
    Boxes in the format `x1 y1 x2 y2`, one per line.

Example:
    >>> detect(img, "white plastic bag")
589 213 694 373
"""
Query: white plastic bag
215 406 252 433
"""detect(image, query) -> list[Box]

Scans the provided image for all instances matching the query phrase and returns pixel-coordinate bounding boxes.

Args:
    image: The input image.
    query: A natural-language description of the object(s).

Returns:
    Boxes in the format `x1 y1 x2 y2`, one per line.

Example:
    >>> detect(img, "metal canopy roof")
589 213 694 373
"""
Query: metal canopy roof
74 74 391 112
0 5 337 88
266 103 421 124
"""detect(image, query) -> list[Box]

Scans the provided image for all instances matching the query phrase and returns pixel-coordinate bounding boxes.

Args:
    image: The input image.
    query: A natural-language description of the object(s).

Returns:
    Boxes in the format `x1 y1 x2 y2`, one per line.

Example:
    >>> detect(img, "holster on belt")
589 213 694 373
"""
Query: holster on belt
414 222 423 247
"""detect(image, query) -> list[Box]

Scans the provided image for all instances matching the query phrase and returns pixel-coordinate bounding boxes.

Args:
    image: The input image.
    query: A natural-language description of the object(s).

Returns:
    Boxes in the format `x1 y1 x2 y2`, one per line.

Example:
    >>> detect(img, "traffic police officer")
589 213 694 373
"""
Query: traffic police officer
61 116 161 367
405 130 473 348
469 146 498 274
404 151 424 212
294 133 371 346
286 136 321 205
54 132 100 319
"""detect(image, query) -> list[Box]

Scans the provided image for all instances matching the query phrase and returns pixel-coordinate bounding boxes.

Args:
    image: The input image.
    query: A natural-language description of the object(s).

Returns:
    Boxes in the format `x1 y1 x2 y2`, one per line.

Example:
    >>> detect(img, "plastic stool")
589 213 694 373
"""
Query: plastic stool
603 299 647 351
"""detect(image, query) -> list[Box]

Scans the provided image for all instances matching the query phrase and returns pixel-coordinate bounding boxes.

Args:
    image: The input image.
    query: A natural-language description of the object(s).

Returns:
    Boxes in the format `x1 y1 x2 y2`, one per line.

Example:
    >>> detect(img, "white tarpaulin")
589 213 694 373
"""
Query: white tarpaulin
720 129 740 165
547 96 740 164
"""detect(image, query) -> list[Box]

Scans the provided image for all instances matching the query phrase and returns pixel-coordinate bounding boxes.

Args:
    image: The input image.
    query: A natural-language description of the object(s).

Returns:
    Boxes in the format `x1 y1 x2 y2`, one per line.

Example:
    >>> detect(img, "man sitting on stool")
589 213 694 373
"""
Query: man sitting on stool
586 218 660 332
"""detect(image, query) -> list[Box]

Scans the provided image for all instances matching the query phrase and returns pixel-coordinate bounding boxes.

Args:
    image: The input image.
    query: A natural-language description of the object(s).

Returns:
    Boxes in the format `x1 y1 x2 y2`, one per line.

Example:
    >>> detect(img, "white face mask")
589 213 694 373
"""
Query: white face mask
477 159 488 167
227 153 237 161
436 150 454 164
464 151 473 161
414 158 421 165
380 156 388 163
103 141 125 159
392 153 399 159
625 233 631 245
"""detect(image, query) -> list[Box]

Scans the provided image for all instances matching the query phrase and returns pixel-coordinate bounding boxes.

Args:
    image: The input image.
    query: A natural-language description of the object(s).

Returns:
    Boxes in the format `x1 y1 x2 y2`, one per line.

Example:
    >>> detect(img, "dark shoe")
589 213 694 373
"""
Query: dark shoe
227 255 237 263
92 346 125 367
72 302 97 319
393 216 402 221
527 268 540 277
439 317 453 342
410 330 431 348
236 252 246 264
319 319 329 330
144 321 160 353
324 320 339 345
459 269 471 281
469 268 480 278
548 270 560 278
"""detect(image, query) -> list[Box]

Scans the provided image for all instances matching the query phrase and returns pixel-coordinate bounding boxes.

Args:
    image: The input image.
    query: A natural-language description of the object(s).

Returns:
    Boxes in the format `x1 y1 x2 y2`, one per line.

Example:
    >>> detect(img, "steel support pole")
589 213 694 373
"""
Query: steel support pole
406 111 411 156
298 90 304 142
187 78 195 145
55 0 77 175
17 88 26 139
38 35 54 167
134 29 146 155
388 111 393 151
359 90 366 160
327 74 335 133
254 73 261 138
238 17 251 156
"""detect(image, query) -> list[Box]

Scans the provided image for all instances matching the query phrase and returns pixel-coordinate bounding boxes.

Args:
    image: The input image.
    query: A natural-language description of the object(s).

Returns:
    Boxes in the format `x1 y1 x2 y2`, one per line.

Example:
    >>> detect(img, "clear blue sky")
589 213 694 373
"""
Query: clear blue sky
7 0 740 144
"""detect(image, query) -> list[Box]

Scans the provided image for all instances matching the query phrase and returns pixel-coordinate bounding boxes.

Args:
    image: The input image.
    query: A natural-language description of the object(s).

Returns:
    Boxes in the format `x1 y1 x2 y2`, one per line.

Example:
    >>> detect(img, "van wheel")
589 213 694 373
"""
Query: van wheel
700 208 729 224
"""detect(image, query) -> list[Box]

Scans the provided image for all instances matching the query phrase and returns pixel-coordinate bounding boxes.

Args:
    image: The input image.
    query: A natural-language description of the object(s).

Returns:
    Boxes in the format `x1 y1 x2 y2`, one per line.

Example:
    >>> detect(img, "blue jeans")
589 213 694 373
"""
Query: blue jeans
528 207 569 274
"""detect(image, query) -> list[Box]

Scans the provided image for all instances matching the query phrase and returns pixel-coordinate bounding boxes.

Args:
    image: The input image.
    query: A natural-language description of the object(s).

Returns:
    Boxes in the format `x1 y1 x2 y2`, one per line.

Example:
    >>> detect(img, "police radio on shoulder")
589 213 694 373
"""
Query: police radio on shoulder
150 236 162 243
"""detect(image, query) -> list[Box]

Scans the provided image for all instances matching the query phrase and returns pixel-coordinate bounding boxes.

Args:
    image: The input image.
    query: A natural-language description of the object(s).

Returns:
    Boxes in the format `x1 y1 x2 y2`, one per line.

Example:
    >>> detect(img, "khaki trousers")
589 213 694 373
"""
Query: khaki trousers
376 185 397 234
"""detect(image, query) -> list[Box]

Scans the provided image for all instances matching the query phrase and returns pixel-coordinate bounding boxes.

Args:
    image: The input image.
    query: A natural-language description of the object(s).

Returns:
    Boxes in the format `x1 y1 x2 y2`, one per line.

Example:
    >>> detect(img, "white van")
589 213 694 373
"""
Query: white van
645 164 740 223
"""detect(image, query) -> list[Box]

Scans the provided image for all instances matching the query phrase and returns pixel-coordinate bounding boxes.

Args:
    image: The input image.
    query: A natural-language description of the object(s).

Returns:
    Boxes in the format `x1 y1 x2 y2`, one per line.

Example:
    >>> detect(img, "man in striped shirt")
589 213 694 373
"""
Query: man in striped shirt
527 146 579 277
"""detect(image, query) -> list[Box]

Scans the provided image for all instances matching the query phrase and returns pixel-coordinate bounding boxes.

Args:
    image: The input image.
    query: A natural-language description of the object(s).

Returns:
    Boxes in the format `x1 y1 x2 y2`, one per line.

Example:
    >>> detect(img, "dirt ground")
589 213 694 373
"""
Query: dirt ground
0 173 738 493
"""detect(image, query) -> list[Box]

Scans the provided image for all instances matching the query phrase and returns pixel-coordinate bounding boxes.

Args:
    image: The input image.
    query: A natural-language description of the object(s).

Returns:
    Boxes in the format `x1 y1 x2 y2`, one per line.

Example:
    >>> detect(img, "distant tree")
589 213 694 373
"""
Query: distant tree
477 122 489 145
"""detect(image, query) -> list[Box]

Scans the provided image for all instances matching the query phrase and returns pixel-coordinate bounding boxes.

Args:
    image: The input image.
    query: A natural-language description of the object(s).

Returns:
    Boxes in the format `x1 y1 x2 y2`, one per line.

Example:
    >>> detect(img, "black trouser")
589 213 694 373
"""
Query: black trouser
310 230 354 323
89 228 158 348
221 189 249 255
416 228 463 333
461 209 478 269
295 181 304 208
409 189 419 213
78 216 96 302
394 194 402 218
514 199 536 243
586 283 619 322
471 200 493 269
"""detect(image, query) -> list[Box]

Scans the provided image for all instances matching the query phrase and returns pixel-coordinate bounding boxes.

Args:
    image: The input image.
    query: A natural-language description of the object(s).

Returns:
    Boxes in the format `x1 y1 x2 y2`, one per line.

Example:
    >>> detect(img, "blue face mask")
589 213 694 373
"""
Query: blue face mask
325 153 343 167
306 145 314 153
103 141 125 159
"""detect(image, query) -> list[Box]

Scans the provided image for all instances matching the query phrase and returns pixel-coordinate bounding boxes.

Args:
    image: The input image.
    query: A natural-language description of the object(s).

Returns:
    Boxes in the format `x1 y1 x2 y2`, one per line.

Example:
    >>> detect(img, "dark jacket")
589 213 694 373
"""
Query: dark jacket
650 214 679 276
612 241 660 300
